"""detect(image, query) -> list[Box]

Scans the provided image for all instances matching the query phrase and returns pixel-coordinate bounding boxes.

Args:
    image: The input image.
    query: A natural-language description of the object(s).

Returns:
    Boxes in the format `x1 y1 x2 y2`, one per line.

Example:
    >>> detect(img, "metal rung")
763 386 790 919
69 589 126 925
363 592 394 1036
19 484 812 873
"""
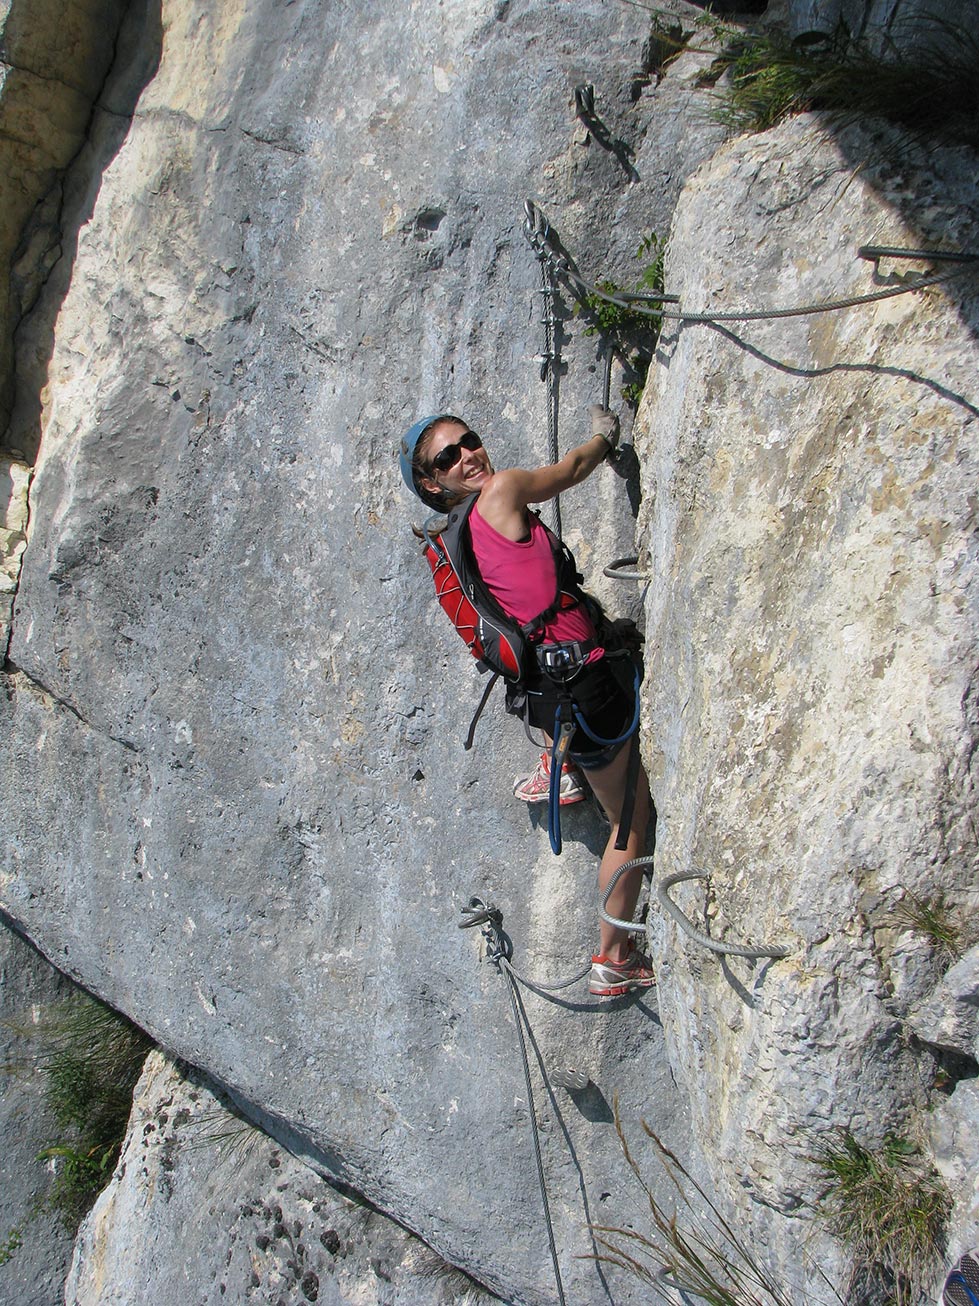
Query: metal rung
858 245 979 264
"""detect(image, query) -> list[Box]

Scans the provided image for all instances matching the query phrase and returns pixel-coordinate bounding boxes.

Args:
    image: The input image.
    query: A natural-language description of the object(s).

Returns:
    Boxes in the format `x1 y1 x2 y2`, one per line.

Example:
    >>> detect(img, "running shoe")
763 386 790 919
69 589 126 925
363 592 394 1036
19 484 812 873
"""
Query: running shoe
944 1250 979 1306
589 949 657 998
513 751 586 805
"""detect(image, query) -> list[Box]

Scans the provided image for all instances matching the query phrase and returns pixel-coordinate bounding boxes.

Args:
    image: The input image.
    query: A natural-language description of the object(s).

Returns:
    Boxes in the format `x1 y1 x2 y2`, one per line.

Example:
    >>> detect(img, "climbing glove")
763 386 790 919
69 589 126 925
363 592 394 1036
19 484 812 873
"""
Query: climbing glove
589 405 620 457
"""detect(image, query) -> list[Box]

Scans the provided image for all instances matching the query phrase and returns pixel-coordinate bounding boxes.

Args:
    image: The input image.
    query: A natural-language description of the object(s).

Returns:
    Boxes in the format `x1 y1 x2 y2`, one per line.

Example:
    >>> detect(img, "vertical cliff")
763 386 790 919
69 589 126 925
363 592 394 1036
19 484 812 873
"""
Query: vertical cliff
1 0 977 1301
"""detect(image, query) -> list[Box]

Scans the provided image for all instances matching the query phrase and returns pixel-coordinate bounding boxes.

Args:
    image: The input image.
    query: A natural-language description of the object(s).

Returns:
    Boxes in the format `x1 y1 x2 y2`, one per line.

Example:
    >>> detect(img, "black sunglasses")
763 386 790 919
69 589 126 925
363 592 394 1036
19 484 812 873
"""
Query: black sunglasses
429 430 483 475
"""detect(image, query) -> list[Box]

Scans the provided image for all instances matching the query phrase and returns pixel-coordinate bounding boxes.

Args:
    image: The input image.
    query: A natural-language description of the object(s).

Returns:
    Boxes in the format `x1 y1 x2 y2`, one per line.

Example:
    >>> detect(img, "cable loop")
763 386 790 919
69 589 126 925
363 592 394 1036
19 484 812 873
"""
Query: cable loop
656 870 790 960
603 556 650 581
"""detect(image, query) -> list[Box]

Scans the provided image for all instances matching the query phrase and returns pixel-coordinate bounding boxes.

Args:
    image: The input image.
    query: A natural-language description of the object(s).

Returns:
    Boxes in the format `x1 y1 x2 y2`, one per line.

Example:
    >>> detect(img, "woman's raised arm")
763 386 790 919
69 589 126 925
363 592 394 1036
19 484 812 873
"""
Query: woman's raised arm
477 407 619 537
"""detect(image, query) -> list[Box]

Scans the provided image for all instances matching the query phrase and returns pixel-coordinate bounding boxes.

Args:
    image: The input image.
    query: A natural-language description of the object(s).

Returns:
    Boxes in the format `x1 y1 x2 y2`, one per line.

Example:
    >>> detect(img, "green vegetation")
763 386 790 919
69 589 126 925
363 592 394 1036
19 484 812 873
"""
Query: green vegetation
188 1102 264 1167
636 6 979 147
810 1129 951 1306
35 993 153 1228
596 1111 951 1306
0 990 153 1251
0 1227 24 1268
577 231 666 407
892 889 965 971
706 19 979 146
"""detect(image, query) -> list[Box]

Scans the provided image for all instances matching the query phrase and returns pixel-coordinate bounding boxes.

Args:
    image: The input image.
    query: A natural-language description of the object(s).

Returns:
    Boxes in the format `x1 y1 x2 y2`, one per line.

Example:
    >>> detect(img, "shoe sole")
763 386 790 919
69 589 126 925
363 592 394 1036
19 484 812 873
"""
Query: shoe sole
589 978 657 997
513 792 587 805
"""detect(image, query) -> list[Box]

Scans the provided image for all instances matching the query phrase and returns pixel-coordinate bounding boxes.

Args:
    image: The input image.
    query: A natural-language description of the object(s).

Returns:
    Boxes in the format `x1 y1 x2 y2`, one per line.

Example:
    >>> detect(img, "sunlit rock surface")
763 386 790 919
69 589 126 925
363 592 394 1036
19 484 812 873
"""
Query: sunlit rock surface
66 1051 498 1306
636 113 978 1288
1 0 977 1300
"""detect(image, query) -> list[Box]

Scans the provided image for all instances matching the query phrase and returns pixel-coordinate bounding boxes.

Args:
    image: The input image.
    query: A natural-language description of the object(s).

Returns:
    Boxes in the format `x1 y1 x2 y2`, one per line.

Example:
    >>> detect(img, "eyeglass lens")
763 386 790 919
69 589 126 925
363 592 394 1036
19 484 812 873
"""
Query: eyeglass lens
430 430 482 474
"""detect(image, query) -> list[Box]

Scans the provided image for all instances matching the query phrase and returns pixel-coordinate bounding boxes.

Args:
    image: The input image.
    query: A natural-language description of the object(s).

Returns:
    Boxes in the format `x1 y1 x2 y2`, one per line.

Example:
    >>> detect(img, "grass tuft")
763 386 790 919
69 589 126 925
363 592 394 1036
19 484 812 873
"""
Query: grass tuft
810 1128 951 1306
708 18 979 146
33 992 153 1229
576 231 666 407
891 889 964 970
591 1104 837 1305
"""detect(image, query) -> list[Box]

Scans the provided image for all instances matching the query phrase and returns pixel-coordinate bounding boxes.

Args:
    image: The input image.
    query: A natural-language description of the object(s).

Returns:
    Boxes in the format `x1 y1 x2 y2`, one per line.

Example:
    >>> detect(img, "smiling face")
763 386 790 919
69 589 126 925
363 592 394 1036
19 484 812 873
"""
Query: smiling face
418 417 493 501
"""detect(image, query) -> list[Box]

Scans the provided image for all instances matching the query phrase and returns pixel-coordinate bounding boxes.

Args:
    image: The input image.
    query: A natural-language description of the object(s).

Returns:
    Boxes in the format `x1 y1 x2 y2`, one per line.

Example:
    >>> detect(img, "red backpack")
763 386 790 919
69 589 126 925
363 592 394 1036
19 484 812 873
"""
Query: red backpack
422 493 586 697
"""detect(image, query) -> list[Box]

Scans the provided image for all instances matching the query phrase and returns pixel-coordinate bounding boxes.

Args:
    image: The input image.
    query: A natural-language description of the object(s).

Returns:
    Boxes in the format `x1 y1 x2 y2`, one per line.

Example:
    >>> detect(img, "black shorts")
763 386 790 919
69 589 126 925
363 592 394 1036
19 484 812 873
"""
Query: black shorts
520 655 635 770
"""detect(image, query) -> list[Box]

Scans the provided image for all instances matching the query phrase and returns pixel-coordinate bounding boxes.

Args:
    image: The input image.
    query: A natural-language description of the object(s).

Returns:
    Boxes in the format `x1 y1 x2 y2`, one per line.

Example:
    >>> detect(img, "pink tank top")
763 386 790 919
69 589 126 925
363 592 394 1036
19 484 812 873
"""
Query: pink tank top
468 501 598 647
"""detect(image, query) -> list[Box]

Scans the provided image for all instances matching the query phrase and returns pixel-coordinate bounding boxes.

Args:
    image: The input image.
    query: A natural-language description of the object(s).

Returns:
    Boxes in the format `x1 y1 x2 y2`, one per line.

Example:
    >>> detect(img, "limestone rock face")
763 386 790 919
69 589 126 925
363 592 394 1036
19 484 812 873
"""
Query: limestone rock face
2 0 978 1299
635 113 978 1282
0 0 131 433
1 2 711 1301
0 453 30 643
66 1050 496 1306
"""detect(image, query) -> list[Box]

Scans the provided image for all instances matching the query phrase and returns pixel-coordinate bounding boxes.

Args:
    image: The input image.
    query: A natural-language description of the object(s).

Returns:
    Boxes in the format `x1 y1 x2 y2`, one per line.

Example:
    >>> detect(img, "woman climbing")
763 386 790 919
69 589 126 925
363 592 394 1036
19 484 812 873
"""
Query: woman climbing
399 409 655 998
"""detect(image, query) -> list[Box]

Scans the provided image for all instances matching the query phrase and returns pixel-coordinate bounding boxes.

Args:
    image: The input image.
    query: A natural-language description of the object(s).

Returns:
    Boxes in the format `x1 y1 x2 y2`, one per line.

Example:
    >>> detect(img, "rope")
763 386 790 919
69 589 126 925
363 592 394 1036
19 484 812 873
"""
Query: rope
599 859 790 958
459 899 568 1305
503 968 566 1306
523 200 979 327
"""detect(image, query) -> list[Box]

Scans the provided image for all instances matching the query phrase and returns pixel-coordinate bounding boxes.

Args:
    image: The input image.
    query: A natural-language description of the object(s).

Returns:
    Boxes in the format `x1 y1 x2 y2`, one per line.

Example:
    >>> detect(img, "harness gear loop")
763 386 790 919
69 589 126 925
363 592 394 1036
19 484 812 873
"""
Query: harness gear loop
463 672 500 752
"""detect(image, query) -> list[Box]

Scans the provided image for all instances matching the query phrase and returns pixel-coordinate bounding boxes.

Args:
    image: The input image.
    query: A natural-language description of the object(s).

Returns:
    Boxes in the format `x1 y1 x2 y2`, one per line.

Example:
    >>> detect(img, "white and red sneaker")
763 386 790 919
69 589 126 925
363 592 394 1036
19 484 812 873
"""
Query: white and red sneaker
513 751 587 806
589 949 657 998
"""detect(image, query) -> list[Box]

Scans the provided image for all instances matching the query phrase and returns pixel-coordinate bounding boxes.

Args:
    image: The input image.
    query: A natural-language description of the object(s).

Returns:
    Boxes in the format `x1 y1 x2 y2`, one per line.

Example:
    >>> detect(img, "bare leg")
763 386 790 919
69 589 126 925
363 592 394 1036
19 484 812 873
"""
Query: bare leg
581 742 651 962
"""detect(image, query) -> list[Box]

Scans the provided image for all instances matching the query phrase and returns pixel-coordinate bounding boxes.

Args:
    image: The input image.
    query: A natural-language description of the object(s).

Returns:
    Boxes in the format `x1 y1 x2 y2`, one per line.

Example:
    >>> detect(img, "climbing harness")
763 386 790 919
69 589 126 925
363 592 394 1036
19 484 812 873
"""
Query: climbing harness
419 493 590 746
535 645 642 855
599 857 789 959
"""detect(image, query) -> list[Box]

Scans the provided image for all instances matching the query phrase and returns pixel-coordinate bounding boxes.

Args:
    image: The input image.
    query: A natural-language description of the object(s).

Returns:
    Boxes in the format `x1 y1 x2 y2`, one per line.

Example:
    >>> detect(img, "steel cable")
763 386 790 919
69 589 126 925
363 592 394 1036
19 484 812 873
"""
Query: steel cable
459 899 568 1304
523 200 979 326
600 859 790 959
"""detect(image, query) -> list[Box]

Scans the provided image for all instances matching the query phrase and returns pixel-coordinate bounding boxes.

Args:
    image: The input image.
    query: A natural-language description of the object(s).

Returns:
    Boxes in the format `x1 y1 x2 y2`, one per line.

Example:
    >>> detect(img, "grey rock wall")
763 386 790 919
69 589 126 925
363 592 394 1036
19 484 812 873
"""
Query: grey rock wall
635 112 978 1291
66 1051 498 1306
771 0 967 43
1 2 712 1302
0 0 132 437
1 0 978 1300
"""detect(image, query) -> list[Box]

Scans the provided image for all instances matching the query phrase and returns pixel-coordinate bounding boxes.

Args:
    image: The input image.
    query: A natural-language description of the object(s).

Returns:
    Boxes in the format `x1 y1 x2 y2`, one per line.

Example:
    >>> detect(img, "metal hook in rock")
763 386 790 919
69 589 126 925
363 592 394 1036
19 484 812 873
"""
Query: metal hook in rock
574 84 595 121
459 897 503 930
523 199 550 250
603 557 650 582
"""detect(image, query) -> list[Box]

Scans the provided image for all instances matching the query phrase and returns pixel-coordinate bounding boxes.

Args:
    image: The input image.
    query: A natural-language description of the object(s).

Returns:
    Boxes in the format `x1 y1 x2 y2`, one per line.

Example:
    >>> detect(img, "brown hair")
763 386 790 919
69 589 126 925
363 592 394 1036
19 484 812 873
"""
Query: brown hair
411 415 468 512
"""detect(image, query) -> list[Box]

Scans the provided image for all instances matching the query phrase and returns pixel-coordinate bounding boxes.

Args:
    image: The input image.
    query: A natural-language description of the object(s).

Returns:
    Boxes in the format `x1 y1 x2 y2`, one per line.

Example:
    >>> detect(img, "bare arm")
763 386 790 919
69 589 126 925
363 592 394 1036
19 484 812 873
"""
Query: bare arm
478 413 617 540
